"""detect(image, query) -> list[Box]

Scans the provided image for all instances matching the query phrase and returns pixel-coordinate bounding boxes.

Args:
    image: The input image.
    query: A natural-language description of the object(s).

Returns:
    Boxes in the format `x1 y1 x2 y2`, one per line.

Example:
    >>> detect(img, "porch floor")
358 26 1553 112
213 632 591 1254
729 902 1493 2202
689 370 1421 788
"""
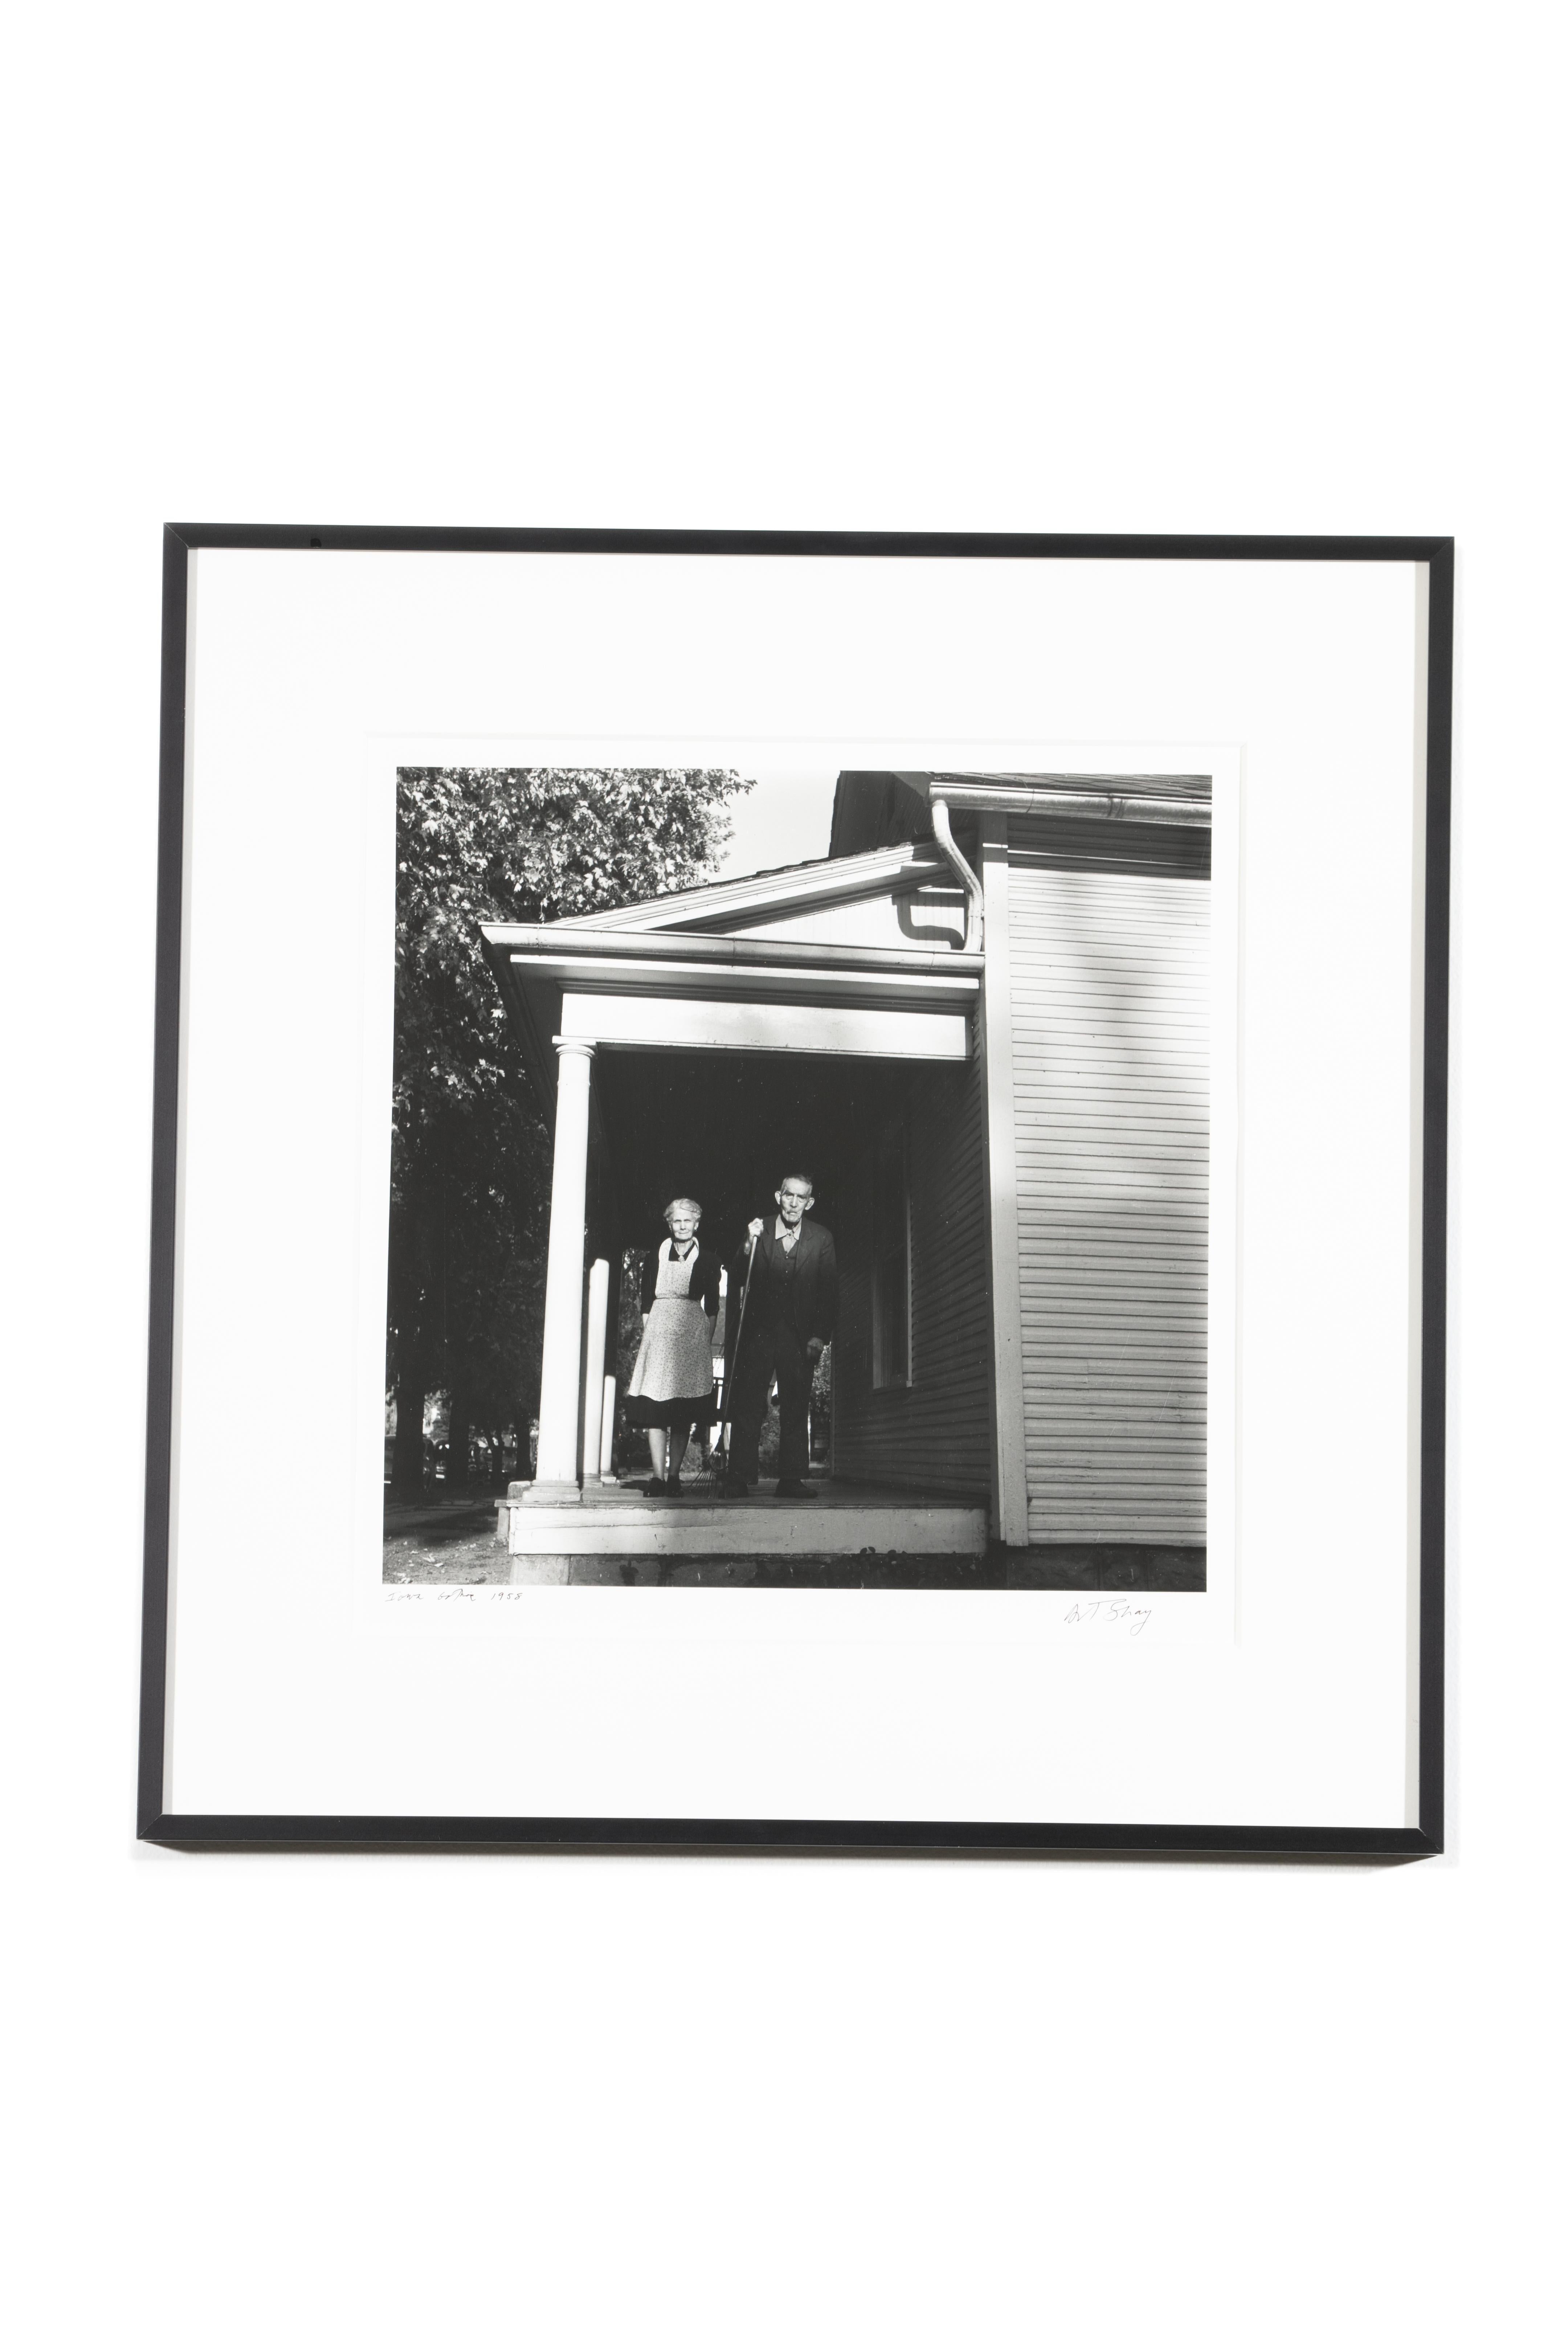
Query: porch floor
498 1477 988 1559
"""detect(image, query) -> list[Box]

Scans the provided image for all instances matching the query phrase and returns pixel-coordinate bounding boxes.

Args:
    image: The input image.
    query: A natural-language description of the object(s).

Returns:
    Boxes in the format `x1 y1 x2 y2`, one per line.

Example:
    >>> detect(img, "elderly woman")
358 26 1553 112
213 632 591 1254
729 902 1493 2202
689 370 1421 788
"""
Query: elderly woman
623 1197 722 1495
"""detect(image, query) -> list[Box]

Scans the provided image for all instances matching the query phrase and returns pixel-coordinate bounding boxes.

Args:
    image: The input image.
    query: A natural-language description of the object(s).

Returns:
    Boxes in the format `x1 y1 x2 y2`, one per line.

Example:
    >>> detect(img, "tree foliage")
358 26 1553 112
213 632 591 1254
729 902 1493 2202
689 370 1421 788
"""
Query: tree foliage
388 768 751 1493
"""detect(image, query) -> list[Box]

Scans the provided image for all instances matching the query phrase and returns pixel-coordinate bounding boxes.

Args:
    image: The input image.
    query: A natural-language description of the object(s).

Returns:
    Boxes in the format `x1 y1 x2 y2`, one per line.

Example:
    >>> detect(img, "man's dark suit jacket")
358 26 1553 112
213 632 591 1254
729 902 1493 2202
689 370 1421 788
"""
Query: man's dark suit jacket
726 1219 838 1359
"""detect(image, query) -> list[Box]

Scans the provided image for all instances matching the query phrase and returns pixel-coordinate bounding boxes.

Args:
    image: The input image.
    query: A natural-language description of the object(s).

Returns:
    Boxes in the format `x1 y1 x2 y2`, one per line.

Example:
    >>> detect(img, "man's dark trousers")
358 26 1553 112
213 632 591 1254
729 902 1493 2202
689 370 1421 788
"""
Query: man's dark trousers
728 1321 812 1486
726 1220 836 1487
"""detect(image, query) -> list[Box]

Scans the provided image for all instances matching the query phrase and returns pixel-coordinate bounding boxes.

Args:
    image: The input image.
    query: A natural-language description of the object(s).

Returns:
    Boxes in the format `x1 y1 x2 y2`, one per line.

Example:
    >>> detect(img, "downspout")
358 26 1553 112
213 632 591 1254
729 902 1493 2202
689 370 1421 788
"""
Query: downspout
930 795 984 951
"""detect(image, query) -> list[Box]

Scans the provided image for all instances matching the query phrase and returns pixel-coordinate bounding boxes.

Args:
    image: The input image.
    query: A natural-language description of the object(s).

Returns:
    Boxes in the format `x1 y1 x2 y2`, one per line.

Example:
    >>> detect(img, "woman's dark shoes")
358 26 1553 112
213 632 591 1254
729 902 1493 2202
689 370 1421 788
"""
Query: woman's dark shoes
645 1477 666 1495
774 1480 818 1500
665 1473 683 1497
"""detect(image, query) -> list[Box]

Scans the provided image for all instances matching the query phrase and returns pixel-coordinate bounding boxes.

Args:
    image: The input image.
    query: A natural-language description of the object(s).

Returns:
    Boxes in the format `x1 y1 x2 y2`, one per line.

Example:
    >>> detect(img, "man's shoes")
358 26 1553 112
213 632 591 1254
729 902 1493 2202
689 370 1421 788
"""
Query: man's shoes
774 1481 818 1500
721 1479 750 1499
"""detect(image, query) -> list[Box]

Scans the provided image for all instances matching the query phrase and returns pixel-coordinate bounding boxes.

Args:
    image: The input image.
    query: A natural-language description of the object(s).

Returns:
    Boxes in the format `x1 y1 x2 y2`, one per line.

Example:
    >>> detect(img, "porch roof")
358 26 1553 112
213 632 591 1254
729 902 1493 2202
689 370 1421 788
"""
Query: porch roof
542 835 952 934
480 838 982 1115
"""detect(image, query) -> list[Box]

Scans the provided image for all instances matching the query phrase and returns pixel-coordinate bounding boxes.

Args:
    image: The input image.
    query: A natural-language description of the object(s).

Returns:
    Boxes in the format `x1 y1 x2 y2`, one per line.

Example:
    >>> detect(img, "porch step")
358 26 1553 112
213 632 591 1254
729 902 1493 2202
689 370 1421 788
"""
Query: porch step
497 1487 987 1558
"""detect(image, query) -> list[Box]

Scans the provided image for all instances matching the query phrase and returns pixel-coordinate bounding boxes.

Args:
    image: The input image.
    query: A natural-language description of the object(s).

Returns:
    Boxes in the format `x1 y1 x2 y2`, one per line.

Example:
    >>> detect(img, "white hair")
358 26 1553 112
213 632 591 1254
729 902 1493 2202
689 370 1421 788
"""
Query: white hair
663 1196 702 1221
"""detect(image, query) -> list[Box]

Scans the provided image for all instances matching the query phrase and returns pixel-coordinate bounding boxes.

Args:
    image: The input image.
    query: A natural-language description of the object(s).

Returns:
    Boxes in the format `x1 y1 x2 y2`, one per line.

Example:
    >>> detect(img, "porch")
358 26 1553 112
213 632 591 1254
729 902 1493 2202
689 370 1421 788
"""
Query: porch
495 1475 988 1567
478 829 993 1563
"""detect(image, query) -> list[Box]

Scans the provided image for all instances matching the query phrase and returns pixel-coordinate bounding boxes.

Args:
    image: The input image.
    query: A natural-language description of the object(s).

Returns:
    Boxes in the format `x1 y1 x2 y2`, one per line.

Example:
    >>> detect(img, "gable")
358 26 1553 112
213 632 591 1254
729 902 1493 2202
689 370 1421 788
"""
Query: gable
715 879 967 952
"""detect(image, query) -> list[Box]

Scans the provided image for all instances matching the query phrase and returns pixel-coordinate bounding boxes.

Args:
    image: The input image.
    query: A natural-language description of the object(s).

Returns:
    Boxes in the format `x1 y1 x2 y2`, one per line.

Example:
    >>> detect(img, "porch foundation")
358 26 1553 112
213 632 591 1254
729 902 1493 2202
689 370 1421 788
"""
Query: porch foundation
498 1479 987 1564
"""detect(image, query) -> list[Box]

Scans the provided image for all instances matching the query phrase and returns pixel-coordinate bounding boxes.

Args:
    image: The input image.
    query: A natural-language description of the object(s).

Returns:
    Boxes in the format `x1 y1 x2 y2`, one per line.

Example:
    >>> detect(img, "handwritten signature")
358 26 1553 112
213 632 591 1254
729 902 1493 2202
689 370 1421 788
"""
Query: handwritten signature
1062 1599 1153 1636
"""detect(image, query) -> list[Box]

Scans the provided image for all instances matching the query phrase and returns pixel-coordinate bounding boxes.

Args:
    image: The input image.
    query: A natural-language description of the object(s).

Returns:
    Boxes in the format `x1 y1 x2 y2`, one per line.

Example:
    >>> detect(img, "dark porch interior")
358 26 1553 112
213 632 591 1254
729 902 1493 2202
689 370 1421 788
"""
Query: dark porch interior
583 1041 1000 1507
588 1045 919 1266
586 1045 932 1487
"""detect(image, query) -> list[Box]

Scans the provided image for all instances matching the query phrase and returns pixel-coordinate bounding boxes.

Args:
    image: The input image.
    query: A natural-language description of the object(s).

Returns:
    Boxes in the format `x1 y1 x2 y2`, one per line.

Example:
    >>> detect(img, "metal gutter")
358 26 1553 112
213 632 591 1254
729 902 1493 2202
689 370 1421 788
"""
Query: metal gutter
929 797 984 950
929 777 1213 829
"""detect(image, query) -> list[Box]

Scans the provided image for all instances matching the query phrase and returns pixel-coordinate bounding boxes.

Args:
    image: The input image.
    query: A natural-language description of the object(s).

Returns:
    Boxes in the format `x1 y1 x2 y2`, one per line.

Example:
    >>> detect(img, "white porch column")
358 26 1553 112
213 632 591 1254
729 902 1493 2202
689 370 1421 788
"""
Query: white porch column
580 1258 611 1485
599 1376 617 1479
528 1037 595 1499
979 819 1030 1548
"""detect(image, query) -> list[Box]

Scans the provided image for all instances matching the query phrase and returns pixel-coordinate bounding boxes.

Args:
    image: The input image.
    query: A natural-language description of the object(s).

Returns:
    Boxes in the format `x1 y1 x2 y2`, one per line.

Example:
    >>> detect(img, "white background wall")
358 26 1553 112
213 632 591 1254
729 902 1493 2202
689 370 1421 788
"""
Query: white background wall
3 5 1562 2345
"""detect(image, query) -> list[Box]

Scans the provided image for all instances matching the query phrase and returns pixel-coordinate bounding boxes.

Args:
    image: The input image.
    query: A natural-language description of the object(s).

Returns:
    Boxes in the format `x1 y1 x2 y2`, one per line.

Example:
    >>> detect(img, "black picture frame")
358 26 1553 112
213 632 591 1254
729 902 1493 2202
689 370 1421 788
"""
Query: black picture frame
138 526 1451 1860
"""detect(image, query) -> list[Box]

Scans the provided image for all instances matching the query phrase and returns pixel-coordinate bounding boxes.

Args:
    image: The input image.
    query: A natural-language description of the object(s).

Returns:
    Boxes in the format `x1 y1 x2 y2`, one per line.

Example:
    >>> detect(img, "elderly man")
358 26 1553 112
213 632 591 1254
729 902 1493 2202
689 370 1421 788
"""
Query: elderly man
723 1171 838 1500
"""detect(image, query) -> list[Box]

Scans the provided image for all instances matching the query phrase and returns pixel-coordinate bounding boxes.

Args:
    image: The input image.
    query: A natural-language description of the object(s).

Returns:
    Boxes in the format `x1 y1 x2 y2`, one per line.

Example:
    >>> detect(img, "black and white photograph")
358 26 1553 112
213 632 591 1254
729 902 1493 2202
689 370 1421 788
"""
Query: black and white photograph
384 760 1215 1592
18 10 1568 2347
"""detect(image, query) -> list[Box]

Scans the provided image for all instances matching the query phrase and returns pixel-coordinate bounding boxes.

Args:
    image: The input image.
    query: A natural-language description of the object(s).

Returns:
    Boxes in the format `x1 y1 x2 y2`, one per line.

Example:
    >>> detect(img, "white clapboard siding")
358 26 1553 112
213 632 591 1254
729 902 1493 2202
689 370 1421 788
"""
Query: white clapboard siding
1009 864 1209 1543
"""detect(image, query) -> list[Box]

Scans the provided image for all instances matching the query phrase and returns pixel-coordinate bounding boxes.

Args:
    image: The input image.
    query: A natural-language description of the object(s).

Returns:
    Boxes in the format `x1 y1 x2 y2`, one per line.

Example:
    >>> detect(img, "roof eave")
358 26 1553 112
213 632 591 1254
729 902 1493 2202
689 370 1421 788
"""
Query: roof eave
923 774 1213 828
541 838 950 935
482 923 983 1016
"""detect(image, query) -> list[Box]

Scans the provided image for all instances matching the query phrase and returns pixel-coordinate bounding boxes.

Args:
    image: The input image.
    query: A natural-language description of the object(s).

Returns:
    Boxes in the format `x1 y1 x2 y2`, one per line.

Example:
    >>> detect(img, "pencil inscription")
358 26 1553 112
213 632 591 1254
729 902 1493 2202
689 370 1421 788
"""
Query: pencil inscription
1062 1599 1153 1636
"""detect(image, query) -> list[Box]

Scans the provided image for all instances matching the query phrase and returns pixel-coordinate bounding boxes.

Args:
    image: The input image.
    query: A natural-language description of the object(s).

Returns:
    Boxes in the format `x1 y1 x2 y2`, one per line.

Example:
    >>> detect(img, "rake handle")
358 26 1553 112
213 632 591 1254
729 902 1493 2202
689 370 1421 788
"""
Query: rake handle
716 1227 761 1462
